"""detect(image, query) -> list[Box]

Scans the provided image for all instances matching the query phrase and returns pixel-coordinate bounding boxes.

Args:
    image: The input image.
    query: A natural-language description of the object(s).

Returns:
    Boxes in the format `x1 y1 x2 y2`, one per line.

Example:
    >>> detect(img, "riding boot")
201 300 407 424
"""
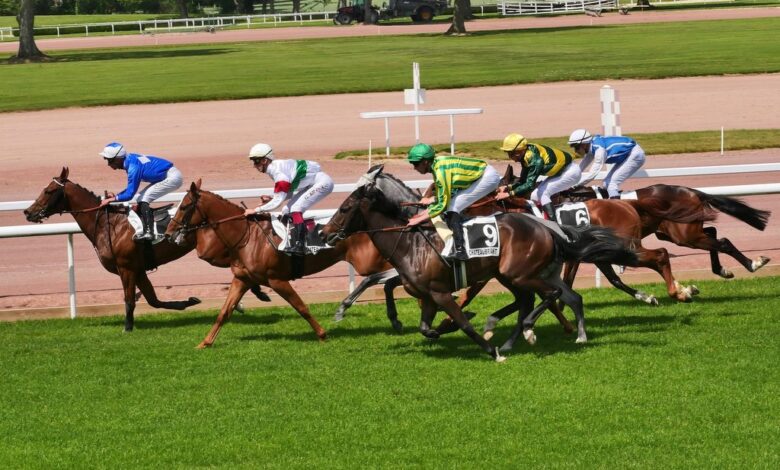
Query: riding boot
445 211 468 261
609 195 621 200
284 223 307 256
542 203 556 222
134 202 155 242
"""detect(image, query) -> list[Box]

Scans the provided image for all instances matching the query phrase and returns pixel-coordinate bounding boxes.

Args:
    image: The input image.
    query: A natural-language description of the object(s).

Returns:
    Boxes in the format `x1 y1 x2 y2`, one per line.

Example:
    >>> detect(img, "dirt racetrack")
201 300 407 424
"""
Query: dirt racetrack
1 10 778 320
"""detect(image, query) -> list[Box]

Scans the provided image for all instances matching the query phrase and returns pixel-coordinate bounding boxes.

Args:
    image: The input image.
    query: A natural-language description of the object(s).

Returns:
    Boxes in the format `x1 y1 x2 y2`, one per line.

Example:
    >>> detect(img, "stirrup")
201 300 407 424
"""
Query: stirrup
134 232 154 242
283 243 305 255
447 248 468 261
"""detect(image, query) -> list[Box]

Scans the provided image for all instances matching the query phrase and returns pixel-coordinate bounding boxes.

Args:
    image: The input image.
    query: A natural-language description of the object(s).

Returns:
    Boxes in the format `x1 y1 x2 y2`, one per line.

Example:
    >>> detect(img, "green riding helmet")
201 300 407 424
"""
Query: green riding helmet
407 143 436 163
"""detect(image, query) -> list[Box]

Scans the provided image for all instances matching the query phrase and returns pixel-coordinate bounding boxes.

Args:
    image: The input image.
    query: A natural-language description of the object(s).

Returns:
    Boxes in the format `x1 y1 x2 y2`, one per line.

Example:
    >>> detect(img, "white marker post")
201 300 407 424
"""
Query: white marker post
597 85 623 288
404 62 426 143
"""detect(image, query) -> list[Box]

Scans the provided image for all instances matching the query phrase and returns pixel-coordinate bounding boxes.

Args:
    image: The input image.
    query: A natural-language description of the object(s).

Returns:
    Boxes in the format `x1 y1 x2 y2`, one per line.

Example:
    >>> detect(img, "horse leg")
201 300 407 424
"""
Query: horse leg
268 278 327 341
119 269 136 333
696 226 769 275
197 277 250 349
558 261 580 312
419 297 439 339
597 263 658 306
383 275 403 333
635 246 693 302
334 273 381 322
545 277 587 343
135 271 201 311
435 280 488 335
429 291 504 362
501 288 561 352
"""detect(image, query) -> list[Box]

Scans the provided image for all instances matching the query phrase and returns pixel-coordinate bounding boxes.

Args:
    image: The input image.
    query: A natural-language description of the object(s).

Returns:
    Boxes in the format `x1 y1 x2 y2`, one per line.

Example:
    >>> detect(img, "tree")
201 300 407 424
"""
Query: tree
12 0 47 62
446 0 469 35
176 0 189 18
363 0 376 25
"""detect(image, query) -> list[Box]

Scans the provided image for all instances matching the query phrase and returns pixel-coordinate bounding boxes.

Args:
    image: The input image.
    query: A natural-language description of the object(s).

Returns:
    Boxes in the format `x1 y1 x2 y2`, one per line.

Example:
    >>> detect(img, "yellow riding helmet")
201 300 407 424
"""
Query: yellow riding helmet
500 133 528 152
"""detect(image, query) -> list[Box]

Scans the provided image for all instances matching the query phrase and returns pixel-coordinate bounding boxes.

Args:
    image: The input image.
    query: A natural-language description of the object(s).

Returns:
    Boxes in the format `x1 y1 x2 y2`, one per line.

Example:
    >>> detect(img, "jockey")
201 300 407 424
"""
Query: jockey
406 143 501 261
569 129 647 199
243 143 335 256
98 142 183 242
495 133 581 221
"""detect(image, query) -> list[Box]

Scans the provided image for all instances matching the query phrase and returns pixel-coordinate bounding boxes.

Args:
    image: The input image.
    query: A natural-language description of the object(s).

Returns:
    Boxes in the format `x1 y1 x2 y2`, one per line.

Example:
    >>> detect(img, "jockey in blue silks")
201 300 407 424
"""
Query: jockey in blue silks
569 129 646 199
98 142 183 241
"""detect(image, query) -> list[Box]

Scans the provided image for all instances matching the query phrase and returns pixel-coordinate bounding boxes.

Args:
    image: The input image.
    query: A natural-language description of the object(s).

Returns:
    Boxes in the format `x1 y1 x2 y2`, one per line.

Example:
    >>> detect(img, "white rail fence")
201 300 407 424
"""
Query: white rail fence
500 0 617 16
1 163 779 319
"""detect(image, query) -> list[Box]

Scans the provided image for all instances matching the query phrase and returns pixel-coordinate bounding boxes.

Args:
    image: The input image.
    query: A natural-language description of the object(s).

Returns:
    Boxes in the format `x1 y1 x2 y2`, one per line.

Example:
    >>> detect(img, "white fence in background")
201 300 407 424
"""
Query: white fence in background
500 0 617 16
1 163 779 319
1 12 338 39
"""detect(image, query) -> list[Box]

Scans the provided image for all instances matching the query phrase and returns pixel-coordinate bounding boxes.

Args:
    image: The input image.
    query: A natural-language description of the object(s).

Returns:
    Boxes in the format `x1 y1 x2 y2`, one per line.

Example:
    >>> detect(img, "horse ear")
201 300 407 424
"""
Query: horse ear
190 181 199 192
60 167 69 180
195 178 202 189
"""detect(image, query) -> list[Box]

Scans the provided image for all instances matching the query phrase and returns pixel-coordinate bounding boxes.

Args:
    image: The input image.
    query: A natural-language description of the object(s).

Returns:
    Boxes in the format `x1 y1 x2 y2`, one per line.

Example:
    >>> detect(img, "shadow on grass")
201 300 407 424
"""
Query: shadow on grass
51 47 235 63
97 311 286 330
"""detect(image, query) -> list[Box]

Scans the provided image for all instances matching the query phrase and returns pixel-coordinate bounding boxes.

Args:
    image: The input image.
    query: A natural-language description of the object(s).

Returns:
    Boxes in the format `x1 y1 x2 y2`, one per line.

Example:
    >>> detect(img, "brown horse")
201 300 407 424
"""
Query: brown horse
165 180 401 348
557 184 772 278
322 167 639 359
24 167 203 332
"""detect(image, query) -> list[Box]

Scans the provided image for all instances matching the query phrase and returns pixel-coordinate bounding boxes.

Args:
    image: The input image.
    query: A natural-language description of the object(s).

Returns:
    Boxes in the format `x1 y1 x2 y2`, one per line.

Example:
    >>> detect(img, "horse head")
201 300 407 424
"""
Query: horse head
24 167 72 223
167 179 204 245
322 183 374 246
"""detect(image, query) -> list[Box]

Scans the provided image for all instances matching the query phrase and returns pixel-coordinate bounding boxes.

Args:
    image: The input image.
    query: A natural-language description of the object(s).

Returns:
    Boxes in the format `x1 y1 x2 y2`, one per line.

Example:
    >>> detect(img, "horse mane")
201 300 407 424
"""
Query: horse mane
63 179 101 202
374 172 421 218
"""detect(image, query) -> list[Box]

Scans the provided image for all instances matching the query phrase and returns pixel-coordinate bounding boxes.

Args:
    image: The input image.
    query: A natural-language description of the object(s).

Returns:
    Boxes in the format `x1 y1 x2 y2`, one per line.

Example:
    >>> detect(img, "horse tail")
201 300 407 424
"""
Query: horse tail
554 225 639 266
692 189 771 231
631 196 718 225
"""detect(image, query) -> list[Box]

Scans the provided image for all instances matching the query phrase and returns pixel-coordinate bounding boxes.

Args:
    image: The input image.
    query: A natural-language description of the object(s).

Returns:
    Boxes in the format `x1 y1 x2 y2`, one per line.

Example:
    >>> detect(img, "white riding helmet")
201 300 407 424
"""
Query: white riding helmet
568 129 592 146
248 143 274 160
99 142 127 159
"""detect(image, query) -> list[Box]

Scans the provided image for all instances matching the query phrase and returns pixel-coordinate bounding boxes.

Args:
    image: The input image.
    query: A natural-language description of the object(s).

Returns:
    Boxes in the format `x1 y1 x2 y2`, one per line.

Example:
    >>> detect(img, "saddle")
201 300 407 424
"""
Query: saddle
271 215 333 255
126 203 174 245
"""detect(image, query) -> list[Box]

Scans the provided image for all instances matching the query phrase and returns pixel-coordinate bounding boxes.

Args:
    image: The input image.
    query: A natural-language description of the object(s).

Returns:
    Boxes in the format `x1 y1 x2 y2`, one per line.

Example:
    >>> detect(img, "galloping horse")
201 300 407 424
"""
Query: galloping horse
322 167 639 360
165 180 402 348
492 166 721 303
24 168 203 332
557 184 771 279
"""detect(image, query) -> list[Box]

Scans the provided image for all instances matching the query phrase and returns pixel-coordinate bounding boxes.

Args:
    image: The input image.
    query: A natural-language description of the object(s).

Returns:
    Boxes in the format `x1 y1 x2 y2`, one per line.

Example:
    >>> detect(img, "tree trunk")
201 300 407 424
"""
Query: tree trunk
292 0 301 13
364 0 374 25
464 0 475 20
446 0 468 35
176 0 189 18
13 0 46 62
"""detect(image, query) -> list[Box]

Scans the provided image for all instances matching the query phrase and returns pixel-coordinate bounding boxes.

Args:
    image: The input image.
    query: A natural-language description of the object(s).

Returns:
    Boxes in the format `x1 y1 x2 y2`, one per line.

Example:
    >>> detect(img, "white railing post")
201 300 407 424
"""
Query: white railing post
348 265 356 293
67 234 77 319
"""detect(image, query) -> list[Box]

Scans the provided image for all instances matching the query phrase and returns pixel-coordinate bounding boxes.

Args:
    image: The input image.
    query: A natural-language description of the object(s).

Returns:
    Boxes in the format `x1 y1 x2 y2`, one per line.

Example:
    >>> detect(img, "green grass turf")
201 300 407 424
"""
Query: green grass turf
335 128 780 160
1 17 779 112
0 276 778 467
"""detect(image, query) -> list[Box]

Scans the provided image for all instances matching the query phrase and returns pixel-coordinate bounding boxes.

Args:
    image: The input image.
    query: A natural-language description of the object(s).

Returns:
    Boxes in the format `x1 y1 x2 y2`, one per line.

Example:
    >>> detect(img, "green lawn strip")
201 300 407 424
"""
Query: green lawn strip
0 276 777 467
335 128 780 160
1 17 779 112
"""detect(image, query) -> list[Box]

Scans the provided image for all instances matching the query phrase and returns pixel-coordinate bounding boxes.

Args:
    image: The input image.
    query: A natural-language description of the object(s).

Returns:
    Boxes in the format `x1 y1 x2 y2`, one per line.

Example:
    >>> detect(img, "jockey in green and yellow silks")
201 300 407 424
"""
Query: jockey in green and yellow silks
406 143 501 261
495 133 581 221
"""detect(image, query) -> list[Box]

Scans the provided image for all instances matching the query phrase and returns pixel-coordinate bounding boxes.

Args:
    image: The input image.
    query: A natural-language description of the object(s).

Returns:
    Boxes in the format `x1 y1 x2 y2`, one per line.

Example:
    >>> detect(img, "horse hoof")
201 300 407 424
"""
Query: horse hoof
690 285 700 296
196 342 208 349
494 351 507 363
523 329 536 345
649 296 659 307
391 321 403 334
123 329 133 334
753 256 770 271
483 330 494 341
333 312 345 322
563 324 575 334
421 329 440 340
719 268 734 279
575 336 587 344
188 297 201 306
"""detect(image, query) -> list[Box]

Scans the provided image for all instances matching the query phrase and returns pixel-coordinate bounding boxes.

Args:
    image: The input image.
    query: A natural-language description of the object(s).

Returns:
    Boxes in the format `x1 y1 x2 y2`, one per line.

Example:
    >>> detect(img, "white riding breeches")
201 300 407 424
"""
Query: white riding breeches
283 171 335 214
447 164 501 213
603 144 646 198
138 167 183 203
530 163 582 206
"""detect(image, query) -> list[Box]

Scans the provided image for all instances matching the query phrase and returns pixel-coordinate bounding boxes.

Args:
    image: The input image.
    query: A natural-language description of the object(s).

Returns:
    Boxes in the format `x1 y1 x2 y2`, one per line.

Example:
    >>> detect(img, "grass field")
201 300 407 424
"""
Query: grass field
336 128 780 160
0 277 778 467
1 17 779 112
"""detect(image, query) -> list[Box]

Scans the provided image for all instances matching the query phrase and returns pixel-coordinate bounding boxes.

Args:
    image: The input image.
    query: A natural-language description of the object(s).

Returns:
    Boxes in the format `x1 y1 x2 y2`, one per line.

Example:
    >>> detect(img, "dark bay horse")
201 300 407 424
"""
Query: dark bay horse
558 184 771 278
165 180 401 348
321 168 639 360
24 168 203 332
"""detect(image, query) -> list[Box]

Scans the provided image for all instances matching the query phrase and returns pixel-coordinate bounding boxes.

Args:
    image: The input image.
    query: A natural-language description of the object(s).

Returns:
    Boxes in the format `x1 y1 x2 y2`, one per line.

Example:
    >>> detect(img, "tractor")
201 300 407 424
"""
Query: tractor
333 0 449 25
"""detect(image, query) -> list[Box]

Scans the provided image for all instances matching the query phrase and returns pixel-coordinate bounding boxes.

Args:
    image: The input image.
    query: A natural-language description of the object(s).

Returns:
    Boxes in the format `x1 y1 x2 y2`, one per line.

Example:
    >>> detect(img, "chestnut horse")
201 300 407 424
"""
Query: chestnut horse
165 180 401 348
322 168 639 360
556 184 771 278
24 168 203 332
